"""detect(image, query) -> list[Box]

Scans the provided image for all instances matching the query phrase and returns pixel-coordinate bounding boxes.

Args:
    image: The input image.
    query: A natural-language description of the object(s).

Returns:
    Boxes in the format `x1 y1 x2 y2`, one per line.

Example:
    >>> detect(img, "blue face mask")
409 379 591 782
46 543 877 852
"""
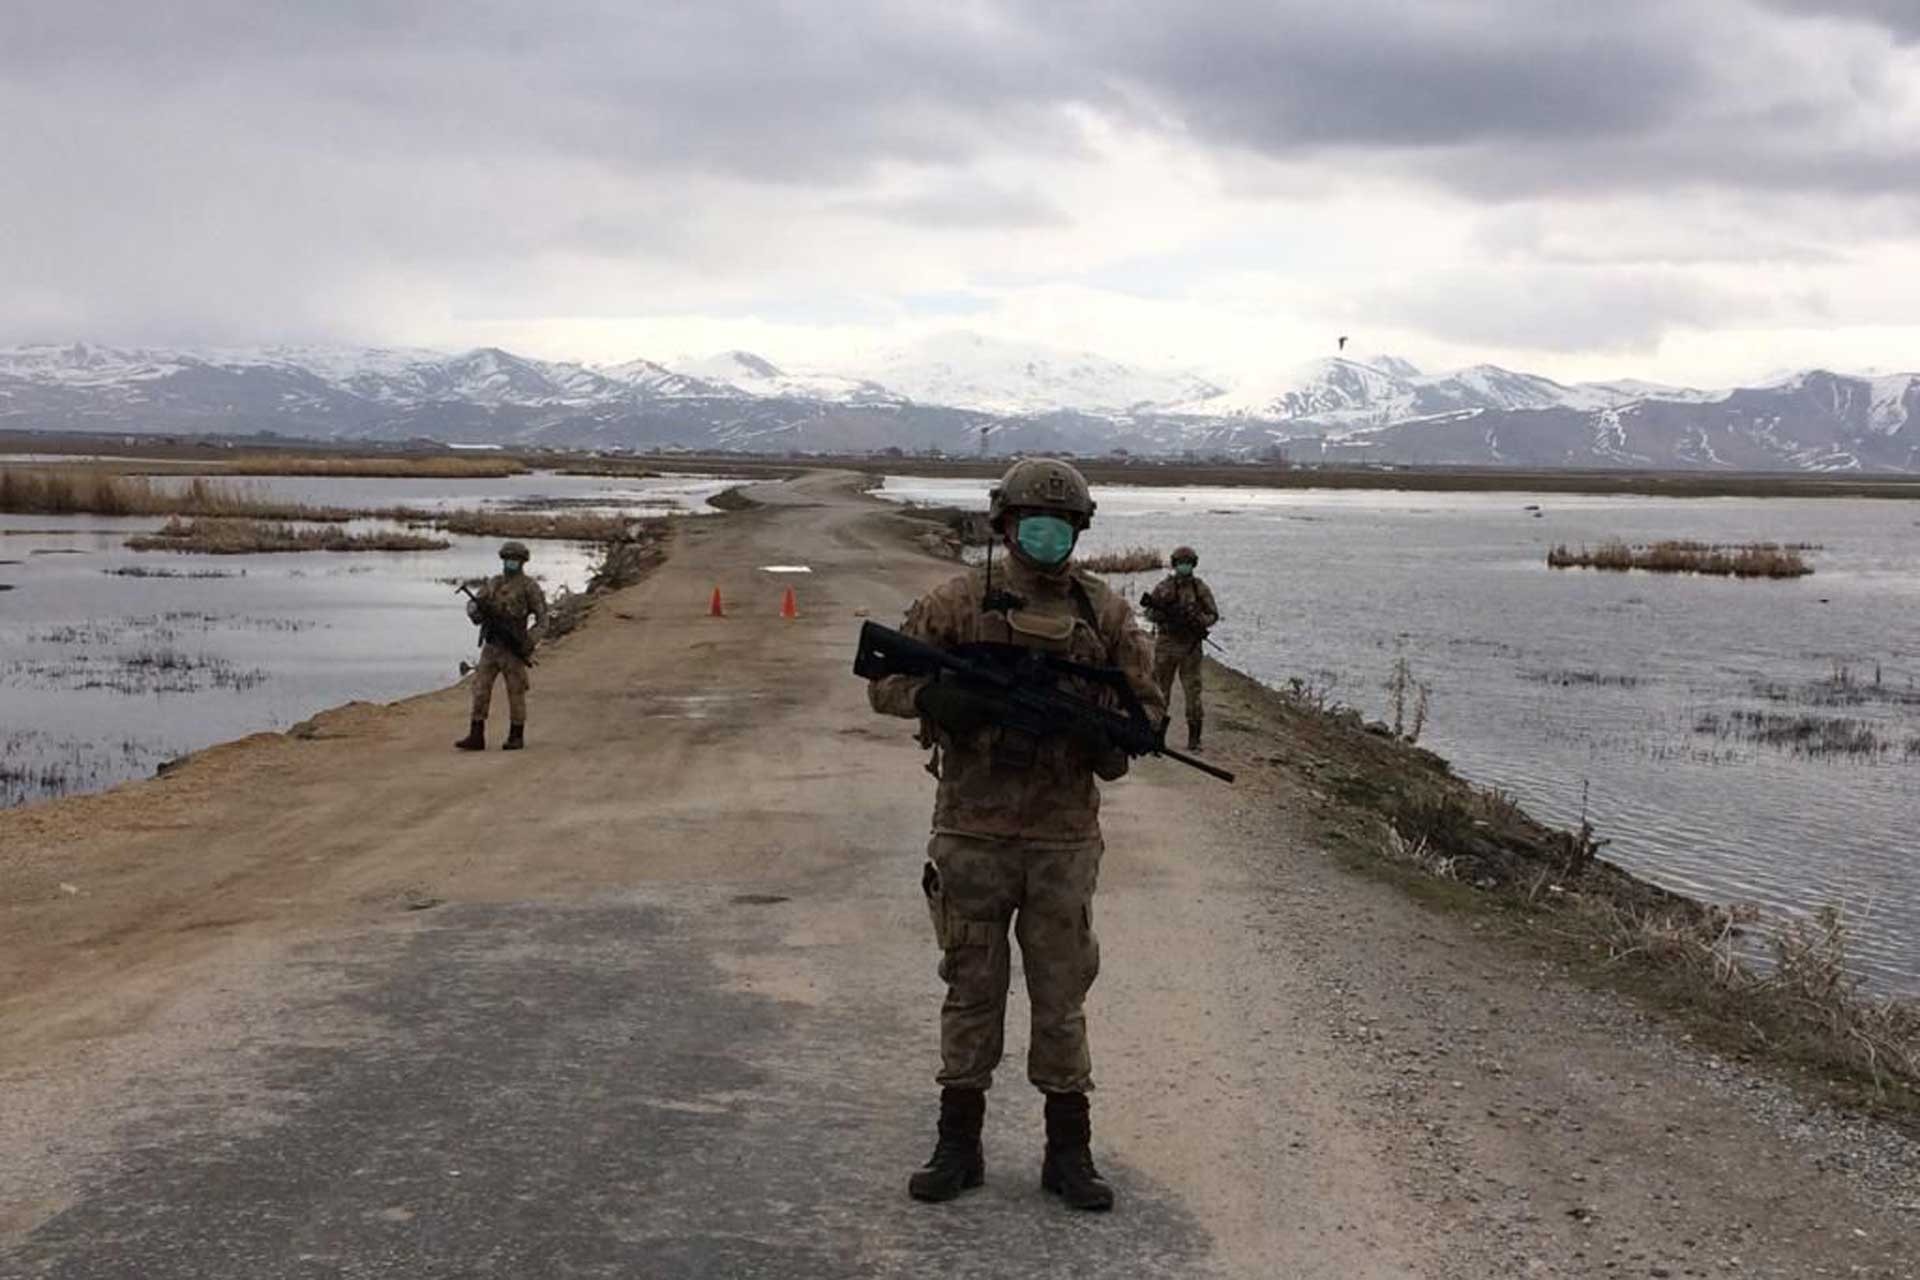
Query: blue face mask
1174 562 1195 577
1015 515 1076 567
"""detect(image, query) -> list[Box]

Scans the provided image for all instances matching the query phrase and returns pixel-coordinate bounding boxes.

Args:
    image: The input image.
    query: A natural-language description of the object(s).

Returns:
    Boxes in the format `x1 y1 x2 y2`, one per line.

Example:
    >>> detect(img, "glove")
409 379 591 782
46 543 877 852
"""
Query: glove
466 600 483 623
1064 718 1112 757
914 681 1001 736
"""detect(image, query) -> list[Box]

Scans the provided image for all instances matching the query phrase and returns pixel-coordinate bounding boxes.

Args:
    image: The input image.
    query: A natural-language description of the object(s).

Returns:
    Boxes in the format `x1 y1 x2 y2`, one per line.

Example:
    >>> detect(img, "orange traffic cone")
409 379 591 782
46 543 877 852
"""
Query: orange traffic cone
779 585 799 620
709 586 725 617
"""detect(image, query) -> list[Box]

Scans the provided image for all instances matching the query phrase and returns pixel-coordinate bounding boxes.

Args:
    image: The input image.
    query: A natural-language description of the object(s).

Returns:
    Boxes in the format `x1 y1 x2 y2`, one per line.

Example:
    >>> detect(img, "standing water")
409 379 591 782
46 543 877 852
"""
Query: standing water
881 477 1920 994
1 470 730 808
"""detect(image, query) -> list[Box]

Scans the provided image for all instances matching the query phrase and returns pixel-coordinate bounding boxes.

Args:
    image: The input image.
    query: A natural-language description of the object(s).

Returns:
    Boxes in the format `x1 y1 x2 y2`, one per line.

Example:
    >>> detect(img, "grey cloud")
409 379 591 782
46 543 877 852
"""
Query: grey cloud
0 0 1913 345
1067 0 1700 149
1751 0 1920 39
1364 269 1752 353
836 185 1070 230
4 0 1896 194
1046 0 1920 201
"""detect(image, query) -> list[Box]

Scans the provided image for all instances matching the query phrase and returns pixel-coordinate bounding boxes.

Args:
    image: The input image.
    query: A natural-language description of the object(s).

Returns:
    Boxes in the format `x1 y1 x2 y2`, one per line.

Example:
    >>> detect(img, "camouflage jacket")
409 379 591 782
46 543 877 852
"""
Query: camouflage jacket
474 573 549 654
869 554 1164 845
1142 574 1219 645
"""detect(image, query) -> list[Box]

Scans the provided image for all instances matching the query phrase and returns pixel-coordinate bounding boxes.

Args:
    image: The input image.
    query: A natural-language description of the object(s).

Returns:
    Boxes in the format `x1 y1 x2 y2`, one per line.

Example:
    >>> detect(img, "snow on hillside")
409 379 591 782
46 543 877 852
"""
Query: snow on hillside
0 343 192 387
1867 374 1918 434
1579 378 1727 405
1176 355 1663 426
1177 356 1419 425
204 345 450 384
666 350 896 403
834 331 1220 416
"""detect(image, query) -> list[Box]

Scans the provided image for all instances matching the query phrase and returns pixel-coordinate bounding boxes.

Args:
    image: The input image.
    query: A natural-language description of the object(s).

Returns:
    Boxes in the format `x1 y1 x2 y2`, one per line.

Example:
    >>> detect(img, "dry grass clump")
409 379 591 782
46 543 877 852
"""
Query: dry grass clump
1580 899 1919 1097
427 510 640 542
127 518 449 555
1548 539 1812 577
1078 547 1165 574
0 467 349 521
542 518 672 641
555 462 663 478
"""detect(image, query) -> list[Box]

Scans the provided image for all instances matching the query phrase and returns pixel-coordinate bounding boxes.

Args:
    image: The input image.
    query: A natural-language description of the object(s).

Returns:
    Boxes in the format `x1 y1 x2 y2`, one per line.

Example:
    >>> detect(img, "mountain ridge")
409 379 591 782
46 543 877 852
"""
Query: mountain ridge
1 338 1914 471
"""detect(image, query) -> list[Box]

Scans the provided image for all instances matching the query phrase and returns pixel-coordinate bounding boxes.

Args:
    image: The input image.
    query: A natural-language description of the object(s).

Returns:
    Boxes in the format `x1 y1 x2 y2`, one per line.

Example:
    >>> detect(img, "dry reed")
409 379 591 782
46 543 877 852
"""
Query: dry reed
1547 539 1812 577
0 467 351 521
127 518 449 555
1078 547 1165 574
428 511 641 542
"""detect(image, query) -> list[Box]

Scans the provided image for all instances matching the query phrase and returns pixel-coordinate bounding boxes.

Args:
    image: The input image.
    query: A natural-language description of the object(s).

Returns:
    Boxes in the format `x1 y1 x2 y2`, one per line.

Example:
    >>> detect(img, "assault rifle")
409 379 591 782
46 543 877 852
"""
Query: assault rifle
852 621 1234 783
457 581 537 667
1139 592 1227 655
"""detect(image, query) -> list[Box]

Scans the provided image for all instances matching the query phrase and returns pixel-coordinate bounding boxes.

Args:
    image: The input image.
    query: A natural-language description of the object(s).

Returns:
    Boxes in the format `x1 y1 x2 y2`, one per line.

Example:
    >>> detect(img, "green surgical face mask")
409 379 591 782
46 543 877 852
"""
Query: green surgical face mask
502 560 524 576
1174 562 1195 577
1015 515 1076 567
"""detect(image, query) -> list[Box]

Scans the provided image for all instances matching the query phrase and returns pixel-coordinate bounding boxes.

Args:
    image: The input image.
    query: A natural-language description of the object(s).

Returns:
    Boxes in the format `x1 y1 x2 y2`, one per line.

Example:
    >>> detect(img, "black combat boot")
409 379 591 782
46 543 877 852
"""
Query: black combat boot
1041 1091 1114 1212
502 723 525 751
1186 721 1202 752
908 1087 986 1202
454 719 486 751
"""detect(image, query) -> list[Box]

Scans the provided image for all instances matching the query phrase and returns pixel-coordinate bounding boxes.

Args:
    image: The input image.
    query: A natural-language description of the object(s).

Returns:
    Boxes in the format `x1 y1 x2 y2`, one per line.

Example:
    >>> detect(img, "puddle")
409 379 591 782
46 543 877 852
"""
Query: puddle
628 691 763 721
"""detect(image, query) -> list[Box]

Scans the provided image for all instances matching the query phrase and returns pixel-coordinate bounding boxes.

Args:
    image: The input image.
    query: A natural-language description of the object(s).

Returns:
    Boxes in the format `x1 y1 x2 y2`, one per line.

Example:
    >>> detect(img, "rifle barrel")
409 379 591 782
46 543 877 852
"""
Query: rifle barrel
1156 745 1235 783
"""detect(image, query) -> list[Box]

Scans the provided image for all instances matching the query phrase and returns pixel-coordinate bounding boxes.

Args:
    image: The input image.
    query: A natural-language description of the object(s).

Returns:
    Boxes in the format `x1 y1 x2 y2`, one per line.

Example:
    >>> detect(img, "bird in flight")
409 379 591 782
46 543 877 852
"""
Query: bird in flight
1337 335 1349 351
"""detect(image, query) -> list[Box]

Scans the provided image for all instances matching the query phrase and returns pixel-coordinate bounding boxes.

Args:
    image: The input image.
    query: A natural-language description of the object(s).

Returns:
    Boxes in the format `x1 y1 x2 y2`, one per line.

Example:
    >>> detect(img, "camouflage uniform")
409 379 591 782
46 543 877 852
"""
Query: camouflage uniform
869 552 1162 1093
1143 572 1219 735
469 572 548 723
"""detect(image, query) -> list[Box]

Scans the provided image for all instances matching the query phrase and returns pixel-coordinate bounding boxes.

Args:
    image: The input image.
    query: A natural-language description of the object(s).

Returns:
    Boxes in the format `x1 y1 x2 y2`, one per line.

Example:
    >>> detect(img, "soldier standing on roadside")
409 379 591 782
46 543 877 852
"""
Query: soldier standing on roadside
1141 546 1219 752
455 540 548 752
866 458 1164 1213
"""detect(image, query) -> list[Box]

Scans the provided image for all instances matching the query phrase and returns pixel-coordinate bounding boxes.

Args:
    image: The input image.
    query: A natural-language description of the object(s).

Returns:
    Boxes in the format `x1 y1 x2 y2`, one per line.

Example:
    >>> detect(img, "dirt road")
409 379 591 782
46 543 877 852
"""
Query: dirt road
3 471 1914 1277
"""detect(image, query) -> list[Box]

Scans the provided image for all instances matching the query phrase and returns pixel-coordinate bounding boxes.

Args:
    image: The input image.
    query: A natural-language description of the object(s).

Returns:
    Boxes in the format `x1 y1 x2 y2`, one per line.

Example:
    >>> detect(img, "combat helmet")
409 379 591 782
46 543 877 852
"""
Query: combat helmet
1171 545 1199 566
987 458 1096 531
499 540 531 562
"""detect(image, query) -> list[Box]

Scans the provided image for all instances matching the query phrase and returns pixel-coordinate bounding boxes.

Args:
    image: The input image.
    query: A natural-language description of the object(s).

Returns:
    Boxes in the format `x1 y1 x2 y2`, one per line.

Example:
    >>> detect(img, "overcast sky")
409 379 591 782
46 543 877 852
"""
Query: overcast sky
3 0 1917 386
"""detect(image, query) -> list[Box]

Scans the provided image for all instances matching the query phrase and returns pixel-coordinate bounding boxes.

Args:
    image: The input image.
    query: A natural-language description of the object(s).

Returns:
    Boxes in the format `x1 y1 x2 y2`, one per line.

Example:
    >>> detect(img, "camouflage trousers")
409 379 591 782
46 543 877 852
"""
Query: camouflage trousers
470 643 530 723
922 833 1103 1094
1152 636 1205 728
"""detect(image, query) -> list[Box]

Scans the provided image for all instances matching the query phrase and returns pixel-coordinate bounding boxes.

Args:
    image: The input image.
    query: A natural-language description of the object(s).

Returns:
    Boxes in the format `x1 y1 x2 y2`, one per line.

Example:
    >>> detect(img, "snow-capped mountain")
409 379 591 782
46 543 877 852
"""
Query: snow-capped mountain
1173 354 1639 429
596 356 735 400
665 350 899 405
833 331 1222 416
1295 369 1920 471
1 340 1914 471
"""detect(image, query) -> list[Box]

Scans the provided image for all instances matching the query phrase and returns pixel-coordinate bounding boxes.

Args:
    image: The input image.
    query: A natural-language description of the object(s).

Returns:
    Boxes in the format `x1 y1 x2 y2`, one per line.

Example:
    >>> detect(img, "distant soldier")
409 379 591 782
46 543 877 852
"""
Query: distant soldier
1141 546 1219 752
867 457 1164 1213
455 540 548 752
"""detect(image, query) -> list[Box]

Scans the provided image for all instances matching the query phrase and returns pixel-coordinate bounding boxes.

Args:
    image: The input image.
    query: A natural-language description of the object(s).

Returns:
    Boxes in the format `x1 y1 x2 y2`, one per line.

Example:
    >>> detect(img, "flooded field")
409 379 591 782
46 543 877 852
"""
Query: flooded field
883 477 1920 994
1 470 728 808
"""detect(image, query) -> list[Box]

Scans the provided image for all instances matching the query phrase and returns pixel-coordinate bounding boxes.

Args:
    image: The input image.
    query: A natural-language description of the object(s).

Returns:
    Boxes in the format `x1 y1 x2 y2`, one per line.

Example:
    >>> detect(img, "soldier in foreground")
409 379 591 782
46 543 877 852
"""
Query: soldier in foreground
455 540 548 752
1141 546 1220 751
866 458 1164 1213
